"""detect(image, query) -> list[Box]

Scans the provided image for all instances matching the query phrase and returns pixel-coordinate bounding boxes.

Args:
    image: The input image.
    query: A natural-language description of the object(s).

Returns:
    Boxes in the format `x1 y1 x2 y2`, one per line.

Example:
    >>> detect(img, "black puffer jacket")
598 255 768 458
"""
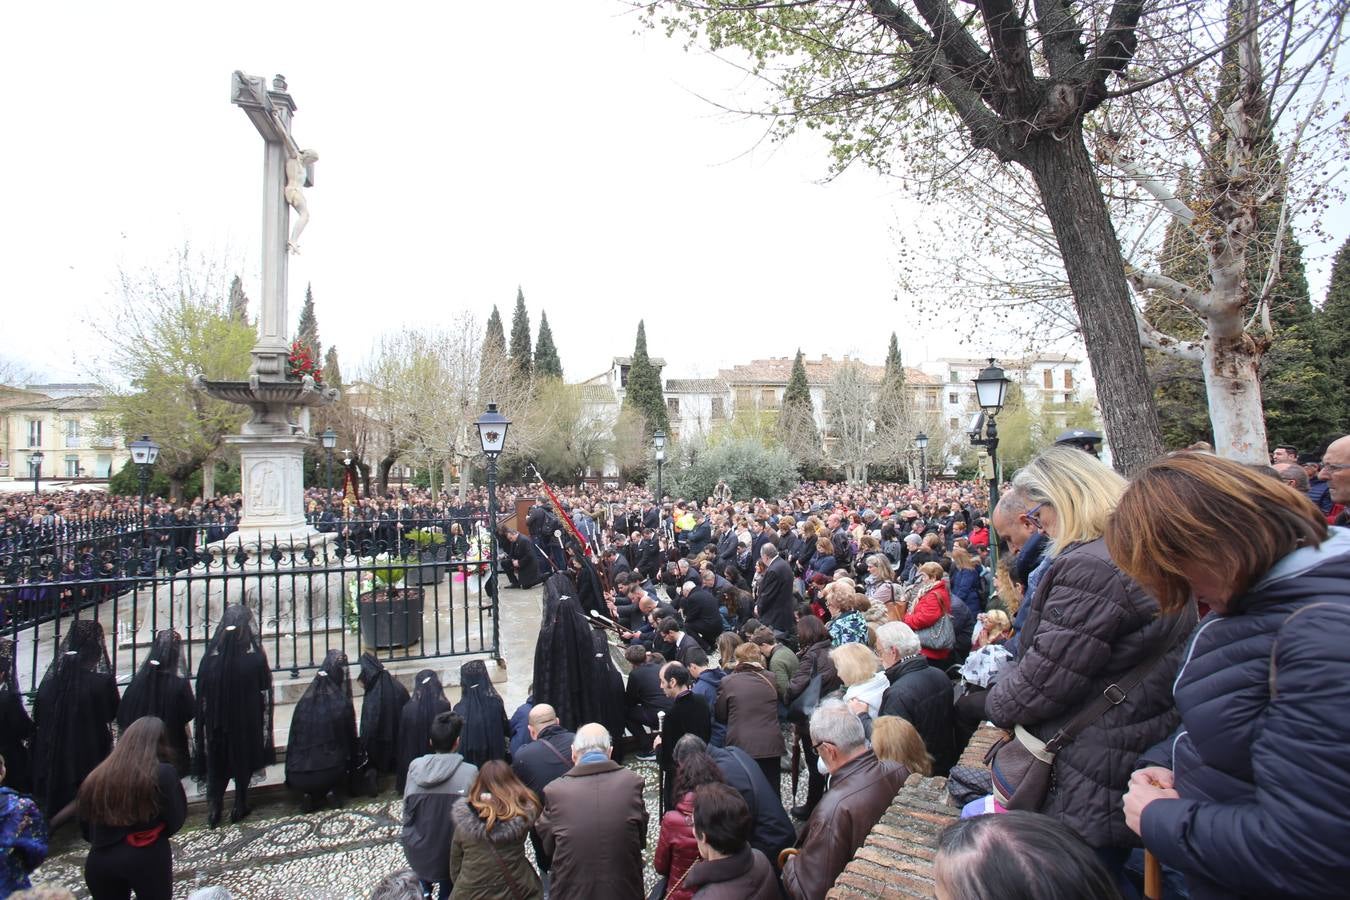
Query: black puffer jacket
1139 529 1350 899
986 538 1196 848
878 656 956 774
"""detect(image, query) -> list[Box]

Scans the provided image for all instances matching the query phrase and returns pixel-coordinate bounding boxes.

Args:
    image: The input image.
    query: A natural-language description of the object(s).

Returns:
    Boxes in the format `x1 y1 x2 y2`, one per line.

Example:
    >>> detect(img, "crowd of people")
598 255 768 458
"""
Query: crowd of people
0 432 1347 899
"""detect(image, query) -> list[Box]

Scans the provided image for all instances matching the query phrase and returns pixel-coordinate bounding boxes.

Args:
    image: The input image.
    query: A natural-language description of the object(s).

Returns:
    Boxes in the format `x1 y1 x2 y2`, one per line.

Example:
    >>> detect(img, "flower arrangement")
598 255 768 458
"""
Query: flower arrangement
287 340 324 383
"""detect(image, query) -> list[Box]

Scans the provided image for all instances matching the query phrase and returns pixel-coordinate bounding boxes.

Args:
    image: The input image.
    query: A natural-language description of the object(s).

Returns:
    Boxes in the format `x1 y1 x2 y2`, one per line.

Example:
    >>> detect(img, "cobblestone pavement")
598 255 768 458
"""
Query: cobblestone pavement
32 752 807 899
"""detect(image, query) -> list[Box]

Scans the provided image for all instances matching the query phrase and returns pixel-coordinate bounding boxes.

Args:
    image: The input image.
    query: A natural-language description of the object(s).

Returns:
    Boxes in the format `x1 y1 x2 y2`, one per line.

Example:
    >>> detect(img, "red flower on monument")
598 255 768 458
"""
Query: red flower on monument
287 340 324 384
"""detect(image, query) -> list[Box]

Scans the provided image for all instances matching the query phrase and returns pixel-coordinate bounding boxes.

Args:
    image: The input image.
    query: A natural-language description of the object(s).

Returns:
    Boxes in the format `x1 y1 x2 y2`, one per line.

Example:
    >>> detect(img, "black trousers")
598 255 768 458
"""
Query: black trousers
84 836 173 900
755 756 782 796
205 749 255 809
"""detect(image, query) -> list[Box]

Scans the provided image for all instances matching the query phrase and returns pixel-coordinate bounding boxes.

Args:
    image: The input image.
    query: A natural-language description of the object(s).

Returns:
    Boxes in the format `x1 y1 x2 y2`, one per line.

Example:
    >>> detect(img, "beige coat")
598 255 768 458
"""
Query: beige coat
536 758 649 900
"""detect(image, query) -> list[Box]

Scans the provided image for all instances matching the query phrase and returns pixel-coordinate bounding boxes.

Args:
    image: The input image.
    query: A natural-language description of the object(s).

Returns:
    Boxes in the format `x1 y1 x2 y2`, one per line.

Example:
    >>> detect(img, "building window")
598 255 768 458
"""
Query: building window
65 419 81 448
761 388 777 409
1043 368 1054 389
1064 369 1074 389
666 397 680 417
65 456 80 477
619 365 630 388
711 397 725 419
948 392 959 405
735 387 752 410
950 417 960 428
1064 393 1072 404
27 419 42 448
97 454 112 478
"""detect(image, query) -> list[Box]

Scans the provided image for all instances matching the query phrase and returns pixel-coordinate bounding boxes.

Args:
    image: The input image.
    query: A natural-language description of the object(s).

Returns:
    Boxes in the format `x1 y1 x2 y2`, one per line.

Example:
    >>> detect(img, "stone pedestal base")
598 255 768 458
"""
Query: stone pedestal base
230 434 313 537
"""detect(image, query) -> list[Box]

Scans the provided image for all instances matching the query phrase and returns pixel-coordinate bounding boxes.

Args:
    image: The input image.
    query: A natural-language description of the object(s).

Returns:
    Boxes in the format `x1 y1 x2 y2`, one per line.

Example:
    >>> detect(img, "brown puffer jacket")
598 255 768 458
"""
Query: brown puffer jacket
985 538 1197 849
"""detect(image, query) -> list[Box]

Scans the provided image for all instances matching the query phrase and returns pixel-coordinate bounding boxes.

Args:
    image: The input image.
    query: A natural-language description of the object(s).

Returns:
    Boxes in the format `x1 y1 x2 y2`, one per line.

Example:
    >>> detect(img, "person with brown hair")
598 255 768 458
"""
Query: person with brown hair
785 614 841 820
654 751 726 900
1109 451 1350 900
869 716 933 776
682 784 778 900
448 760 543 899
715 643 785 792
78 716 187 900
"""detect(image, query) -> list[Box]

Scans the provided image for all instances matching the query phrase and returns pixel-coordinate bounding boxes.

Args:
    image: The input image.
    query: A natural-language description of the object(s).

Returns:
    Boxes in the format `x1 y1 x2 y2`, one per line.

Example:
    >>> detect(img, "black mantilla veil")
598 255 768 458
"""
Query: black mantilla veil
453 658 507 767
32 618 119 813
118 629 195 775
193 604 275 782
358 652 408 775
395 668 450 792
0 637 35 793
572 555 607 616
589 626 626 747
533 572 600 732
286 649 360 787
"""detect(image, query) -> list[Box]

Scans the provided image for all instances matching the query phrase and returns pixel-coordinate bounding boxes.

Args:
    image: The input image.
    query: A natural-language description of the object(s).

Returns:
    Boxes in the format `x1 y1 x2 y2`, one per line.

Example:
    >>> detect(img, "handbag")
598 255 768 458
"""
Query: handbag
787 672 823 725
914 589 954 651
985 614 1188 811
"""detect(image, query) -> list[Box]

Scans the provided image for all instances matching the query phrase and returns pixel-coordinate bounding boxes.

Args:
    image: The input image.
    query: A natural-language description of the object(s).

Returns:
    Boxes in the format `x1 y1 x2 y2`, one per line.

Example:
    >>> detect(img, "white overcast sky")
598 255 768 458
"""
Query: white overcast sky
2 1 1345 386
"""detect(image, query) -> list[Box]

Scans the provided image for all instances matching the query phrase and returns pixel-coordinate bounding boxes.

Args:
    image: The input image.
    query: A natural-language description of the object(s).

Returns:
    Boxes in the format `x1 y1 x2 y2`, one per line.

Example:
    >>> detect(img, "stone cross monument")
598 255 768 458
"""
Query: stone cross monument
195 72 337 547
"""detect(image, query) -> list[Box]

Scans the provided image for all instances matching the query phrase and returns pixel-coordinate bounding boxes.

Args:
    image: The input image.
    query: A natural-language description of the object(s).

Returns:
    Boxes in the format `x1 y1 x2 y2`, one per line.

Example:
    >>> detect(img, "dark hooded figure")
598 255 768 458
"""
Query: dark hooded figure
193 604 274 828
452 659 510 767
396 669 451 792
358 652 409 790
117 629 195 776
286 649 361 811
571 555 607 616
532 573 596 732
589 626 628 758
0 637 35 794
32 619 119 822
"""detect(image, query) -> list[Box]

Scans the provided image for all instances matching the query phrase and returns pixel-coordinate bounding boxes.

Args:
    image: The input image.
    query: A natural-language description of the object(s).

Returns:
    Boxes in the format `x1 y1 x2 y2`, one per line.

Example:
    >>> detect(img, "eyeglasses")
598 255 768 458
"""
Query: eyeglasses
811 740 834 752
1321 461 1349 474
1021 502 1047 530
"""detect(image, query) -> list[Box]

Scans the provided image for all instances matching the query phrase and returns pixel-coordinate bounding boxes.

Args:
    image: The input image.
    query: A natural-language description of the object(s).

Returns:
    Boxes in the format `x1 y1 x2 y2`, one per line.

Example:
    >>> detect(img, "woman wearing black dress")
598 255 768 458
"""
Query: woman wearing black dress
452 659 510 767
0 638 34 794
395 669 451 792
285 649 360 810
32 619 120 827
194 605 274 827
118 630 195 776
357 652 409 793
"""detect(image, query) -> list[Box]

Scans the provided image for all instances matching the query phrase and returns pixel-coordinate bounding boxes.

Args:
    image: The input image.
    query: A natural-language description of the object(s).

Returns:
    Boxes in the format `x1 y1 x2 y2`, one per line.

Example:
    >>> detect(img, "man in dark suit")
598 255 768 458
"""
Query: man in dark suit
658 616 701 665
656 661 712 810
715 517 739 569
641 501 660 531
755 544 795 646
511 703 576 876
622 646 672 758
685 511 713 556
603 548 631 585
680 579 723 650
503 529 543 588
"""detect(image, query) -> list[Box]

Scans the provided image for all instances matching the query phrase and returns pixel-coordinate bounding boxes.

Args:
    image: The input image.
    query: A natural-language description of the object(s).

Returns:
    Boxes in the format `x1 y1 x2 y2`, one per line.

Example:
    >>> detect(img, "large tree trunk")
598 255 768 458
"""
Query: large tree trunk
1202 313 1268 461
1021 133 1165 474
201 459 216 500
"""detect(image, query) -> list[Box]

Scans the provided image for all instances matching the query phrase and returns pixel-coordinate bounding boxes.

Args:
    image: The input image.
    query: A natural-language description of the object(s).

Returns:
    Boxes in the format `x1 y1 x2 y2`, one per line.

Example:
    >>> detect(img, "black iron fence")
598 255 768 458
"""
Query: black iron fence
1 518 500 698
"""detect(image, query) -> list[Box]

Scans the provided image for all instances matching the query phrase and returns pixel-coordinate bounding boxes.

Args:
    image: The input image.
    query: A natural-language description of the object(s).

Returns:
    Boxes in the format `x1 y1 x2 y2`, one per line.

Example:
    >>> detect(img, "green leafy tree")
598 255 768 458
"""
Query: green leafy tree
528 379 610 482
534 311 563 380
508 287 532 382
777 349 819 468
875 333 911 443
296 283 320 360
663 438 798 501
227 275 249 324
101 251 256 502
621 320 669 438
1320 237 1350 401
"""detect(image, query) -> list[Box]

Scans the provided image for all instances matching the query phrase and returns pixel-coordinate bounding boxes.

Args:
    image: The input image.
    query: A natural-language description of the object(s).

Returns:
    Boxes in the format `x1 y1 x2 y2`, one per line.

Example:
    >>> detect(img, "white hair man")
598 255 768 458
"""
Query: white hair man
536 723 648 900
780 700 910 900
866 621 956 772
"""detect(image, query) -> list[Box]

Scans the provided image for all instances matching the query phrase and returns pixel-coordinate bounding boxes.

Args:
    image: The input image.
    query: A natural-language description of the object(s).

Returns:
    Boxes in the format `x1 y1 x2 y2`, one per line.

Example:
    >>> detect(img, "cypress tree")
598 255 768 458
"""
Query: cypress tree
508 287 532 382
483 305 506 357
323 345 343 392
778 349 821 463
876 332 909 433
228 275 250 324
534 311 563 379
296 283 320 359
1316 237 1350 418
622 320 669 436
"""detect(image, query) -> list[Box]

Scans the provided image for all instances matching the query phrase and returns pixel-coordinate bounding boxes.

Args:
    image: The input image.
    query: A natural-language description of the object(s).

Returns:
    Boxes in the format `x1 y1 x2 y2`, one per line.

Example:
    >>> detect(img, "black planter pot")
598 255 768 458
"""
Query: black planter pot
404 550 447 586
358 587 425 648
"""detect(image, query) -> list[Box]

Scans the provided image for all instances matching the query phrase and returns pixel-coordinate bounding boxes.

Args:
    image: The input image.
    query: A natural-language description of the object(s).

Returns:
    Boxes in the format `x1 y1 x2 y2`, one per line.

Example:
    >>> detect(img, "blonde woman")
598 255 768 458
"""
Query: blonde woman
823 581 868 646
984 446 1198 878
831 642 889 718
870 716 933 776
862 554 900 622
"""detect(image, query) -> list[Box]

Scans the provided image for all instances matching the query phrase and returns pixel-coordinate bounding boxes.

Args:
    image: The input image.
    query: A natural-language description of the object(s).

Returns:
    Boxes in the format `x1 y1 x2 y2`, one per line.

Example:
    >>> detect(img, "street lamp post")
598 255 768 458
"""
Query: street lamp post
320 428 337 514
971 359 1011 571
29 450 44 495
653 430 666 505
475 403 511 649
128 435 160 565
915 432 929 492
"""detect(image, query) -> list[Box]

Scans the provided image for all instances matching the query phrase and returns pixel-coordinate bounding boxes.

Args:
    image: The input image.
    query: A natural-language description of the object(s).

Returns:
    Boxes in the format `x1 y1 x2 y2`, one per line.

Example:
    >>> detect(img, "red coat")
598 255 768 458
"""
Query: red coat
968 526 990 547
903 580 952 661
654 792 700 900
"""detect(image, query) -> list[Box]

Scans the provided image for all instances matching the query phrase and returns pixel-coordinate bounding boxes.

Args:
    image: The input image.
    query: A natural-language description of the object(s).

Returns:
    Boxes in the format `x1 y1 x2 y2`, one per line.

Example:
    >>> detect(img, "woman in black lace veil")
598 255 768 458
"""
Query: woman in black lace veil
193 605 274 827
32 619 119 825
285 649 360 810
118 629 194 776
395 669 450 792
0 637 35 793
452 659 509 767
532 573 593 732
357 652 408 793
